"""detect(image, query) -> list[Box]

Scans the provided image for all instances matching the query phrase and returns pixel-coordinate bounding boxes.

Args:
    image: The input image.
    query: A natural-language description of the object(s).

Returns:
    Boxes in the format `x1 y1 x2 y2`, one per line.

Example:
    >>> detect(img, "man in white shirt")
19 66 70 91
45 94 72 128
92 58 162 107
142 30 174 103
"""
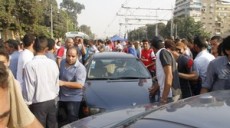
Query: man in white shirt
23 36 59 128
16 33 35 92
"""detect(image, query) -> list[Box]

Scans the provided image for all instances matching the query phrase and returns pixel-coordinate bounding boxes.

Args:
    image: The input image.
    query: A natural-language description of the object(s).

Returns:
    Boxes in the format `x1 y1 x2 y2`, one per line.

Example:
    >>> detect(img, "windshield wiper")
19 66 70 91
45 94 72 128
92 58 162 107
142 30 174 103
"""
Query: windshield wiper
108 77 142 80
87 78 110 80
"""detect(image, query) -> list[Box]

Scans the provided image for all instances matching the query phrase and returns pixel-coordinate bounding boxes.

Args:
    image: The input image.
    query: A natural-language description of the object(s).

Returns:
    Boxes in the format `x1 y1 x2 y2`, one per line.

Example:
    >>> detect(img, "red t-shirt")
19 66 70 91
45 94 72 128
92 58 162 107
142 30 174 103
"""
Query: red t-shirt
141 49 156 71
56 46 65 58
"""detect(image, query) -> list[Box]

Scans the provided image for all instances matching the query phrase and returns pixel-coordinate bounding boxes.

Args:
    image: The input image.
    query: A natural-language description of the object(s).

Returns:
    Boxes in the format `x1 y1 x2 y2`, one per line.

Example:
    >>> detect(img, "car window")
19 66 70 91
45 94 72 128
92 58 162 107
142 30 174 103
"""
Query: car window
87 58 150 79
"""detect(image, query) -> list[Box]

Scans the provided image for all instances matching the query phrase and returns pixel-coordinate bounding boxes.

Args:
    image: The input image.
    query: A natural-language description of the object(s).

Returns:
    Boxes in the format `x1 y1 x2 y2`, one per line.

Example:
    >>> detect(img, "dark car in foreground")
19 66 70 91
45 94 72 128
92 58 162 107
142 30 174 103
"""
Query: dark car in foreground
81 52 154 116
64 90 230 128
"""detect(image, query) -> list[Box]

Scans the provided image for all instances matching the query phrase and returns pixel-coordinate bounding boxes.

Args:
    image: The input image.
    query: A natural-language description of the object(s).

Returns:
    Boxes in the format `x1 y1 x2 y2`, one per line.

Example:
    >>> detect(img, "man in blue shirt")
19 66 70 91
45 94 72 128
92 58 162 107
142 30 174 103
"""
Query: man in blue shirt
58 46 86 127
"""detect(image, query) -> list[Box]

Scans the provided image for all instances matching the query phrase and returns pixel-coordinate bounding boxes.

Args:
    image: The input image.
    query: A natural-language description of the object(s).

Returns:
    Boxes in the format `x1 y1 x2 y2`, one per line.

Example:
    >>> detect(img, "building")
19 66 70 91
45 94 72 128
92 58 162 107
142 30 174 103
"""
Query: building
174 0 230 36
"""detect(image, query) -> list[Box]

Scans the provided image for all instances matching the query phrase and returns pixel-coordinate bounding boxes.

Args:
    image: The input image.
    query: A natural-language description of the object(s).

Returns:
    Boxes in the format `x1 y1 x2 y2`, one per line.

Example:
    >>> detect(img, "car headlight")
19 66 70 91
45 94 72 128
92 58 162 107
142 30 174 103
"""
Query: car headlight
89 107 106 115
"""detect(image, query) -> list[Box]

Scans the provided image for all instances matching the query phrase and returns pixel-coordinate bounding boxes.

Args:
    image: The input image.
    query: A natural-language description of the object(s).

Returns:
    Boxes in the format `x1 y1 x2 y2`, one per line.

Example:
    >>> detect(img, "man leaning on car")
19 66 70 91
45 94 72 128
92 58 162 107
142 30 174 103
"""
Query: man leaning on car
58 47 87 127
150 36 181 104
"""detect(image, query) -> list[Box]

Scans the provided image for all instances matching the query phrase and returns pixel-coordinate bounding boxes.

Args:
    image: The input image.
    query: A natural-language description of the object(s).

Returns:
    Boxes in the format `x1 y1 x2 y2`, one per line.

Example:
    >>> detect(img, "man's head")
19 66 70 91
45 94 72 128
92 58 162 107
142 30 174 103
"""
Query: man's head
74 36 83 46
176 41 186 54
164 39 176 51
0 49 9 67
65 38 74 49
222 36 230 56
22 33 36 48
5 39 19 54
142 39 150 50
150 36 164 51
47 38 56 52
33 36 48 53
66 47 78 65
193 35 208 52
210 36 222 56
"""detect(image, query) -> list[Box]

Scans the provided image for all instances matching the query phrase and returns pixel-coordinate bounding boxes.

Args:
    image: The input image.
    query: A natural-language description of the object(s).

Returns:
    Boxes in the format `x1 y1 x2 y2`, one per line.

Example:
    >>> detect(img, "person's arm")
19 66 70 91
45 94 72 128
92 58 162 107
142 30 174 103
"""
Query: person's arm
81 43 86 55
59 64 86 89
23 64 35 105
149 82 159 96
179 71 198 80
59 80 83 89
200 61 215 94
56 47 64 68
200 87 209 94
161 65 173 103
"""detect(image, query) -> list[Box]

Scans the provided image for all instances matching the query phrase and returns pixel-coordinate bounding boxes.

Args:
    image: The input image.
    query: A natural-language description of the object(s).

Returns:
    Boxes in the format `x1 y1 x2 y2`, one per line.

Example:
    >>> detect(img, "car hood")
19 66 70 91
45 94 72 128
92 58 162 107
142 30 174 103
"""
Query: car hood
84 79 152 110
62 103 159 128
63 90 230 128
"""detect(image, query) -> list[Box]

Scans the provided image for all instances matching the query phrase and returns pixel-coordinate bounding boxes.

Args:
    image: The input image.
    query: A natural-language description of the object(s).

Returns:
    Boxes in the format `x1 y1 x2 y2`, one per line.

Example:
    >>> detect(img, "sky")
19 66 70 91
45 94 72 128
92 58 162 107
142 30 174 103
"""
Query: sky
56 0 176 39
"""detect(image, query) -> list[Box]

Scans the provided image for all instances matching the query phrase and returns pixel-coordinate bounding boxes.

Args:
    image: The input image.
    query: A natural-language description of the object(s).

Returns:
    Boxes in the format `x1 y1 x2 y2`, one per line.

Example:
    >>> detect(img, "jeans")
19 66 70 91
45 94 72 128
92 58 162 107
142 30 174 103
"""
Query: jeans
57 101 81 127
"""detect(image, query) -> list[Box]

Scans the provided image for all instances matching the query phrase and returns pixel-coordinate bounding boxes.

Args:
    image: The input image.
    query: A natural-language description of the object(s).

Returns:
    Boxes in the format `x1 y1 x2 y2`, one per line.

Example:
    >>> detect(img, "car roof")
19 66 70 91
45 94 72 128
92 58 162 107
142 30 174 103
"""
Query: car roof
92 52 136 59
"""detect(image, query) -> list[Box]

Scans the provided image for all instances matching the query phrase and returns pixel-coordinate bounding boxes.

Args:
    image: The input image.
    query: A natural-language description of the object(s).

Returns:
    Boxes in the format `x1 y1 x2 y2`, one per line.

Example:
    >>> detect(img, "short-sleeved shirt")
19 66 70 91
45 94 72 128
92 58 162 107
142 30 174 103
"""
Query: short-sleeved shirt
203 56 230 91
59 59 86 102
141 49 156 72
177 55 194 98
128 47 137 57
56 46 66 59
9 51 20 78
16 49 34 89
193 50 215 85
45 51 56 62
156 48 180 98
23 55 59 105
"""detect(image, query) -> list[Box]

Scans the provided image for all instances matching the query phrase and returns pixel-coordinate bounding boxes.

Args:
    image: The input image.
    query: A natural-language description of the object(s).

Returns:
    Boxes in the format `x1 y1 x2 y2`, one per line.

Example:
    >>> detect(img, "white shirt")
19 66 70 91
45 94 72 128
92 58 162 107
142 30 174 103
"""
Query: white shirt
23 55 59 105
16 49 34 88
194 49 215 85
155 48 172 98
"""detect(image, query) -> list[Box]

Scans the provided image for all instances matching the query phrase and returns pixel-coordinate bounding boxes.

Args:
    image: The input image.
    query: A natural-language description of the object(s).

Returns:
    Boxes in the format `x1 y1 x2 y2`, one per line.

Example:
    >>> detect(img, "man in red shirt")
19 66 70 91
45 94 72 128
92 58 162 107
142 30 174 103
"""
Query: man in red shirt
141 39 156 76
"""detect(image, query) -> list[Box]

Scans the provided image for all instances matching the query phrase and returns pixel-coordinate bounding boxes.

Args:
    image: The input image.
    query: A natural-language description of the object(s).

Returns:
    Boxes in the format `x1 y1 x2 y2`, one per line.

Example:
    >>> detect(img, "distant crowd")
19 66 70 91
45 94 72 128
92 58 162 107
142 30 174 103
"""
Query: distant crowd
0 33 230 128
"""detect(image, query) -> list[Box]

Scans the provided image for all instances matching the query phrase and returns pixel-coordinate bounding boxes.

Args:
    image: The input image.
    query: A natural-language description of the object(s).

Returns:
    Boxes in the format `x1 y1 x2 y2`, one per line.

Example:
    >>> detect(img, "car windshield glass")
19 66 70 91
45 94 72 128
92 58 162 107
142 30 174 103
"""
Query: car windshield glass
87 58 150 79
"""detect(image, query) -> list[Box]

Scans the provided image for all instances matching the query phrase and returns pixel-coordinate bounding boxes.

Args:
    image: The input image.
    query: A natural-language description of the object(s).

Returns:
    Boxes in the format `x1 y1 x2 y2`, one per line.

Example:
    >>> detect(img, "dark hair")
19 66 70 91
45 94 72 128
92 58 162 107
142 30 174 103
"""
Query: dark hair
66 46 78 55
47 38 55 51
0 62 8 88
150 36 164 49
0 49 9 61
210 36 223 44
5 39 19 50
222 36 230 56
0 38 4 50
142 39 148 43
217 42 223 56
165 39 176 51
33 36 48 52
181 38 189 46
193 35 208 48
22 33 36 48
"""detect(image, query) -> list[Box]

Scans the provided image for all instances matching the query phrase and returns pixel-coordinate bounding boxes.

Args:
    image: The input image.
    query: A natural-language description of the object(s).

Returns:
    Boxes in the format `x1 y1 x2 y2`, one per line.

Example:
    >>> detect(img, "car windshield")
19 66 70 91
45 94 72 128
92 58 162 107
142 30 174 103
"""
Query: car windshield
87 58 150 79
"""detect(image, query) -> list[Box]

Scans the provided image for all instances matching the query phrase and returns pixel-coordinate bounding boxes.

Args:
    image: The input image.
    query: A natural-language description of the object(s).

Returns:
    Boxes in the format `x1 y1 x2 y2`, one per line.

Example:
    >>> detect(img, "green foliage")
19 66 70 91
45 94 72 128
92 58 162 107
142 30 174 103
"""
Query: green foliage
79 25 94 38
164 17 210 39
0 0 89 40
127 16 210 41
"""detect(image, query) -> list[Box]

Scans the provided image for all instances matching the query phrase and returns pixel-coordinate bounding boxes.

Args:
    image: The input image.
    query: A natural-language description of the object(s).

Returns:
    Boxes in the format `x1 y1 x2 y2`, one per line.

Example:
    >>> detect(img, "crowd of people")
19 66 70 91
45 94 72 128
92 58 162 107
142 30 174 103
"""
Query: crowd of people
0 33 230 128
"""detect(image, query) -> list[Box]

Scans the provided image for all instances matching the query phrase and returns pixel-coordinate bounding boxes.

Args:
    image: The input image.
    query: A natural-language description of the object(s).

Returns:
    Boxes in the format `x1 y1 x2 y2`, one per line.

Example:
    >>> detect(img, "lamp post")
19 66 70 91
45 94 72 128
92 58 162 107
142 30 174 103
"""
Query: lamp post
50 4 53 38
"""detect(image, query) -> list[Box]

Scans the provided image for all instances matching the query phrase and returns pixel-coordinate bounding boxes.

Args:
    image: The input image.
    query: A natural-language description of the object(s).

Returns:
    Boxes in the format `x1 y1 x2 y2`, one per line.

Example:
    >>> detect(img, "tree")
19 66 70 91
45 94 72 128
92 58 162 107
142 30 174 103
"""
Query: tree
163 17 210 39
60 0 85 27
146 22 166 39
79 25 94 39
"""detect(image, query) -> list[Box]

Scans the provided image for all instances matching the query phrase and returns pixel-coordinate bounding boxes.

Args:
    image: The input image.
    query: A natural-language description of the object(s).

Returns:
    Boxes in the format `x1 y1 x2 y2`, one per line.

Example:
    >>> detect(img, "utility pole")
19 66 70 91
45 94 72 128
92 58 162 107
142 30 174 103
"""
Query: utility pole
50 4 53 38
155 10 158 36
